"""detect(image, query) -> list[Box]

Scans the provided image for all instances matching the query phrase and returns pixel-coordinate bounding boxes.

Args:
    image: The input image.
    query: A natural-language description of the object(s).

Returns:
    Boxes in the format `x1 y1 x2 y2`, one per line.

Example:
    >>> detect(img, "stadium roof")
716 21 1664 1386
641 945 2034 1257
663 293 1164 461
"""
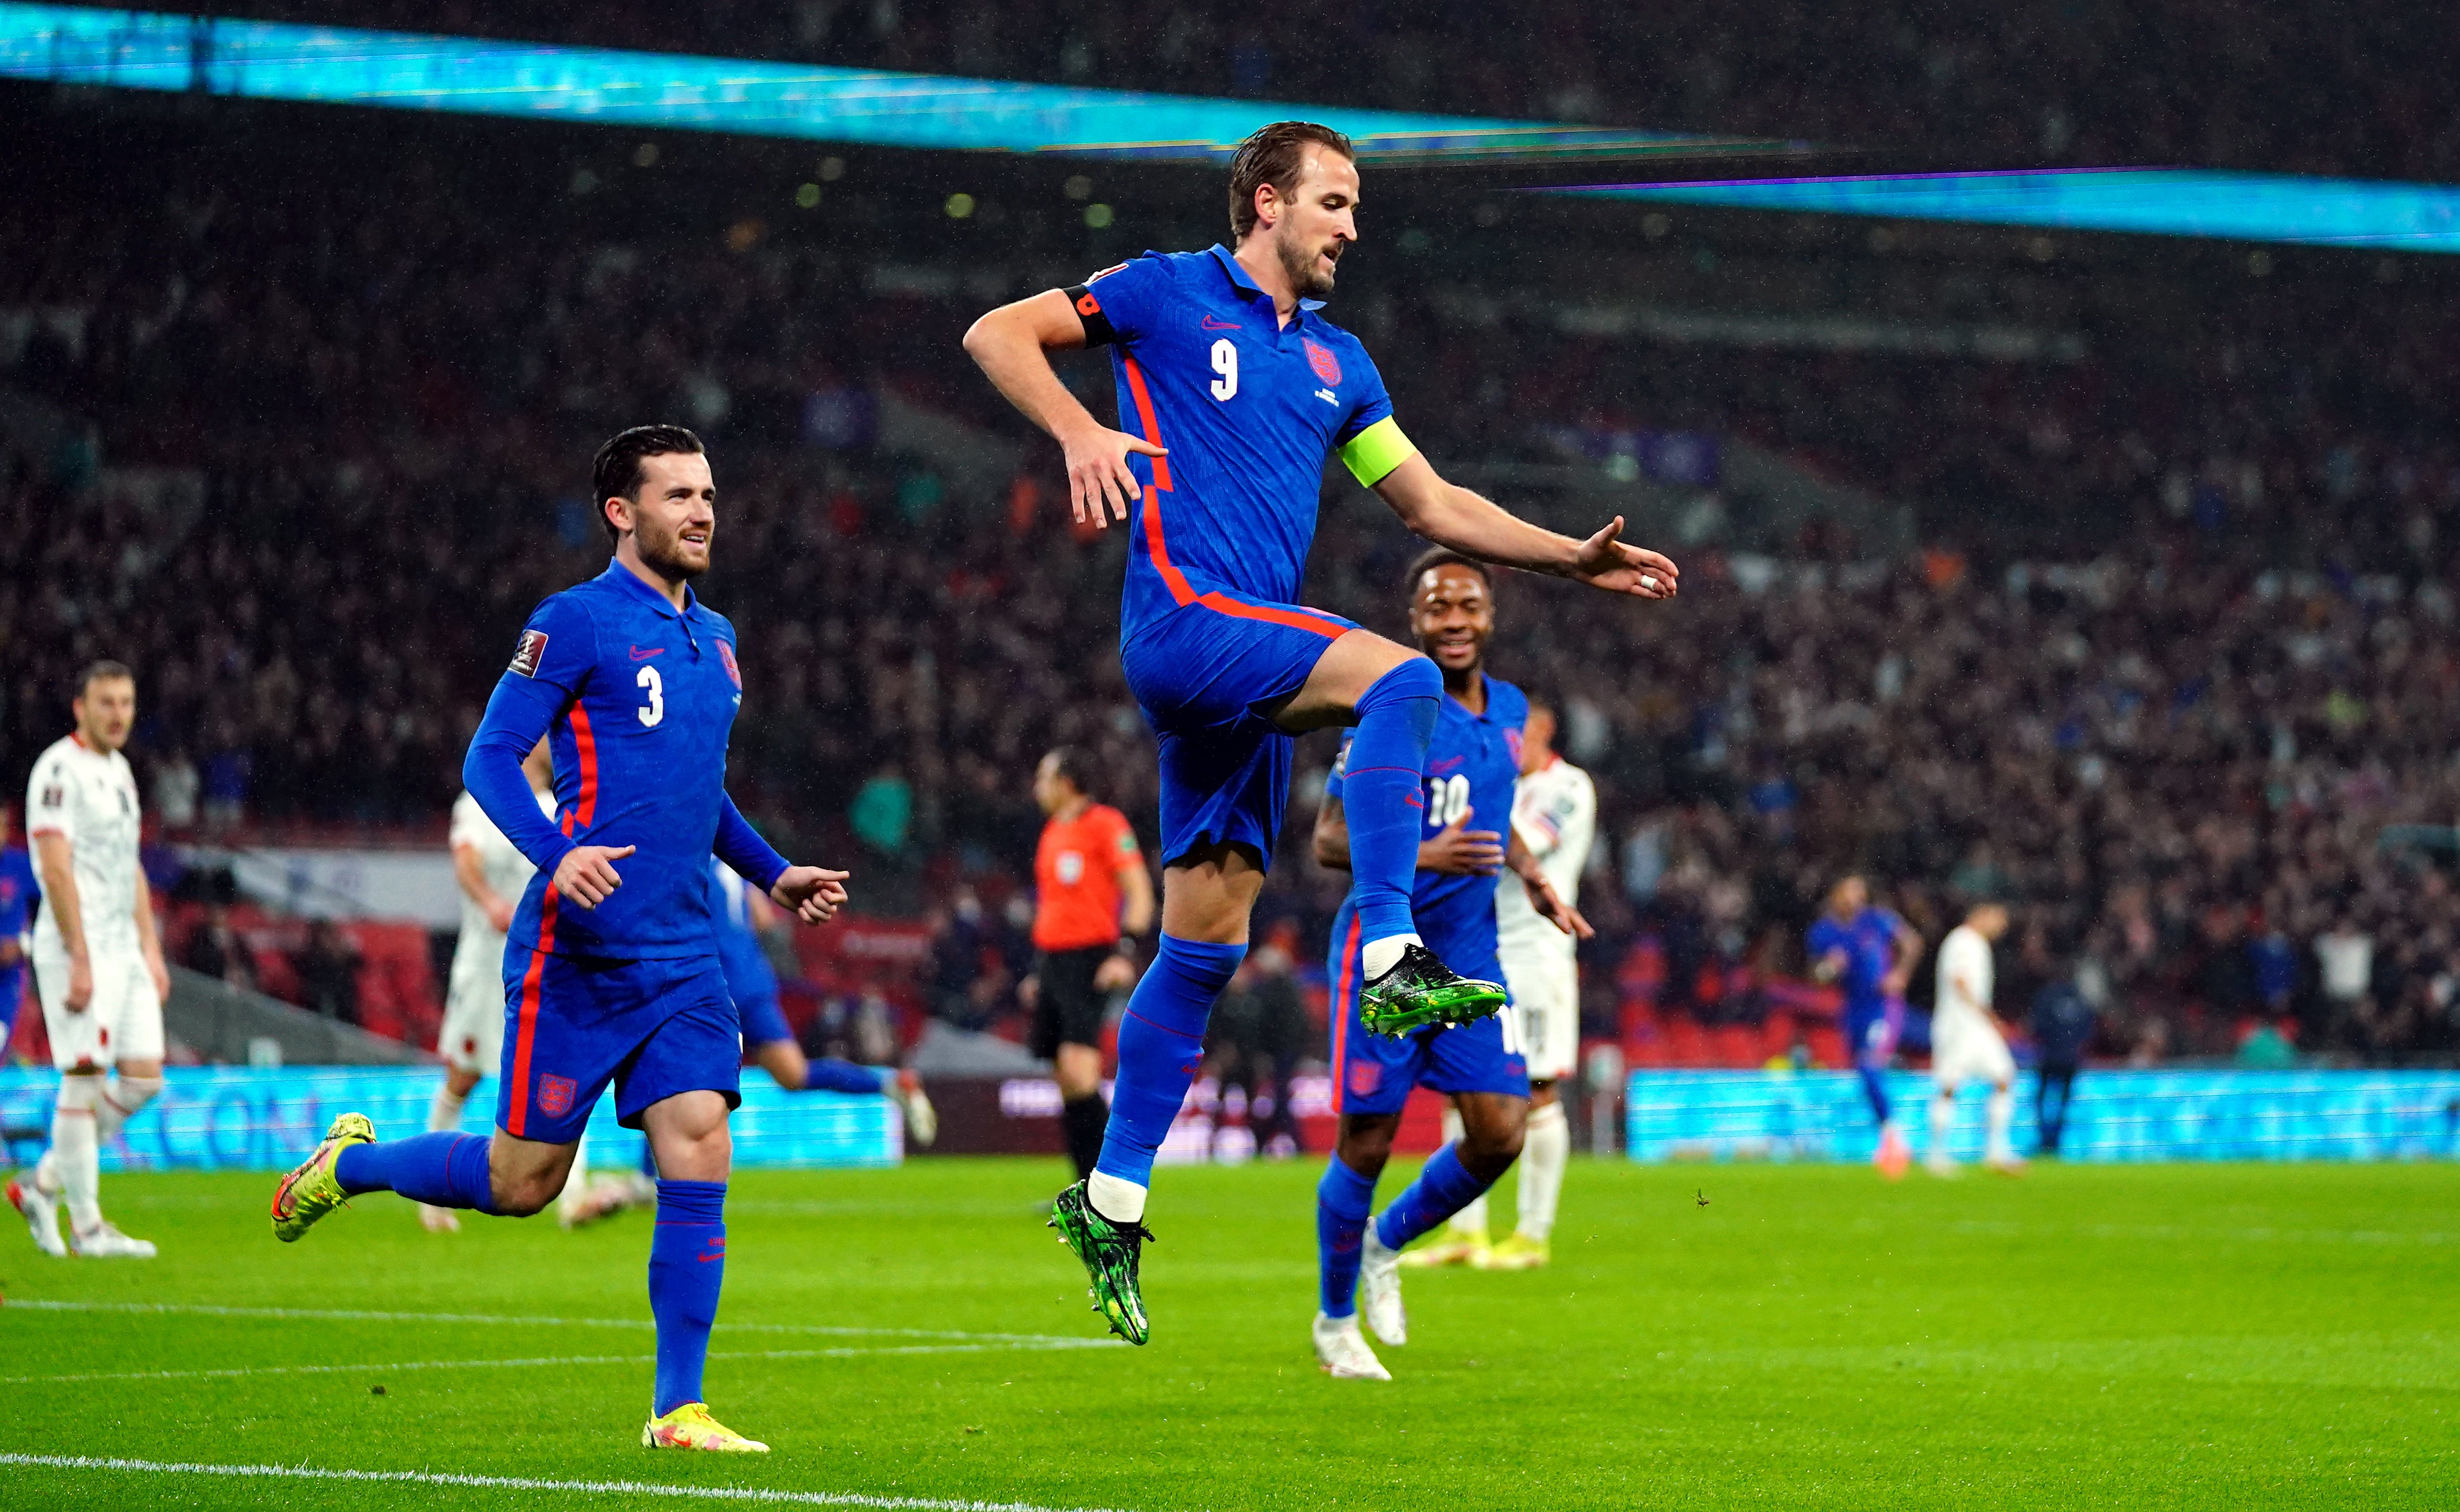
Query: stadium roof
1549 169 2460 254
0 3 1791 167
6 3 2456 252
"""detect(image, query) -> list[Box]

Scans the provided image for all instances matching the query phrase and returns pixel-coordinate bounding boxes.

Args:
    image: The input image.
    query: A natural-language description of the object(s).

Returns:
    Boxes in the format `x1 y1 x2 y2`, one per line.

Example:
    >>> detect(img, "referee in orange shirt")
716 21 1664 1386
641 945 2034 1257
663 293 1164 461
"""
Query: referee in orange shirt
1028 746 1155 1181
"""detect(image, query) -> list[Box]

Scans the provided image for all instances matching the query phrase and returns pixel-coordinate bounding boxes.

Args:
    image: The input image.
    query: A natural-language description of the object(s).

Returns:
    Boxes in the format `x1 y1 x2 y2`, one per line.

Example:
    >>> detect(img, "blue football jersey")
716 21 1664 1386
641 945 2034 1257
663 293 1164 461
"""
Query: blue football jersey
1328 678 1528 967
709 857 780 1002
1806 907 1905 1012
472 562 754 960
1068 245 1400 639
0 845 33 939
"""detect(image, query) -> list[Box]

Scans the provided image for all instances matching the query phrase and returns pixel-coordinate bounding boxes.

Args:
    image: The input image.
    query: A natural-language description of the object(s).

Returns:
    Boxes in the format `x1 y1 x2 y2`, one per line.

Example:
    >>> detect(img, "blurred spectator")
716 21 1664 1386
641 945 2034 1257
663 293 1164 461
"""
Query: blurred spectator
2235 1017 2298 1069
291 919 362 1025
182 902 259 993
850 765 914 862
926 891 1024 1033
151 749 199 836
2313 916 2375 1039
1202 940 1314 1158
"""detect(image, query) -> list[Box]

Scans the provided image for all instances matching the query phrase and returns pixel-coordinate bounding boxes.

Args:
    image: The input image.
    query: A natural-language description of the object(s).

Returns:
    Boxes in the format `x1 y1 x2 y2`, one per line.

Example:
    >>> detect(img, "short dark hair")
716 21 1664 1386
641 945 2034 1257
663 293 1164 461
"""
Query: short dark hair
1042 745 1093 797
1227 120 1356 241
1403 547 1492 597
591 425 705 544
76 659 133 697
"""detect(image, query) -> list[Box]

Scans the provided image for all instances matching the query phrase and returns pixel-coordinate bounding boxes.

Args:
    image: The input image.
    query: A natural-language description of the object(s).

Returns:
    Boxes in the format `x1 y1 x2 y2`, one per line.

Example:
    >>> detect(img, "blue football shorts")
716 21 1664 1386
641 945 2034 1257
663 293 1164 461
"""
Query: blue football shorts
1119 591 1358 867
1325 903 1527 1117
496 949 742 1144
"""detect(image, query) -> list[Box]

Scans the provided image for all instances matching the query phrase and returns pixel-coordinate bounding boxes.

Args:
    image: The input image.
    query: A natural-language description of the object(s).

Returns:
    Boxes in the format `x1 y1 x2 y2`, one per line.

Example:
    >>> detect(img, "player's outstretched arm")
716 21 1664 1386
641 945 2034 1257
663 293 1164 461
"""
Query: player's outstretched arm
963 289 1164 529
1508 830 1593 939
1371 453 1678 600
712 793 847 927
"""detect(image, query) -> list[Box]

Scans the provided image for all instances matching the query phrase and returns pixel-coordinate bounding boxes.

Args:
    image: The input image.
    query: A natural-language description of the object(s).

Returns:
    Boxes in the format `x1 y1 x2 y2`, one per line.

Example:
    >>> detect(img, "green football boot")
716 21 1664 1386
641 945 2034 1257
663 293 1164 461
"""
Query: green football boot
1049 1180 1155 1346
1358 942 1508 1038
270 1113 374 1242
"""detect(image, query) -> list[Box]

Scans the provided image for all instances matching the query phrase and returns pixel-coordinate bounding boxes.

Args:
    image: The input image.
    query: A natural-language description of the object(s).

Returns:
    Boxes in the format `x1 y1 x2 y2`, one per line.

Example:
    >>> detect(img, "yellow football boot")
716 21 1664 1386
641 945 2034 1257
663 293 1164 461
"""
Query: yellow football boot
1399 1232 1490 1269
1474 1232 1550 1271
270 1113 374 1243
643 1402 770 1452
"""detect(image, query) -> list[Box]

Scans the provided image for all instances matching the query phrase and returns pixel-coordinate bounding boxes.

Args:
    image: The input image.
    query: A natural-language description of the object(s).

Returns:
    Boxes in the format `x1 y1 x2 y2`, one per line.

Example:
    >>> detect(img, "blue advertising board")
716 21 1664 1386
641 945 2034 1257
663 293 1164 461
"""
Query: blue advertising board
1627 1069 2460 1164
0 1067 899 1172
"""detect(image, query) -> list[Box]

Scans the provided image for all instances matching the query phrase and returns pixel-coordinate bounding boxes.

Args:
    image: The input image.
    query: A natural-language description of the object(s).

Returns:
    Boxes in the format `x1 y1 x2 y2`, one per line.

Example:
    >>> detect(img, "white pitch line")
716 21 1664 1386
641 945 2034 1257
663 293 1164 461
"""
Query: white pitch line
6 1299 1113 1347
1 1339 1119 1386
0 1453 1142 1512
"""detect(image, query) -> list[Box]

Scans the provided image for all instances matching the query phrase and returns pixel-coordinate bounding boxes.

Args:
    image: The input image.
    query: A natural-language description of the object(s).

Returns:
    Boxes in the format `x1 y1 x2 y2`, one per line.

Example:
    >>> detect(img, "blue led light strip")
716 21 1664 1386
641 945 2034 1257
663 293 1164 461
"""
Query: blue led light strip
1553 168 2460 253
0 3 1790 163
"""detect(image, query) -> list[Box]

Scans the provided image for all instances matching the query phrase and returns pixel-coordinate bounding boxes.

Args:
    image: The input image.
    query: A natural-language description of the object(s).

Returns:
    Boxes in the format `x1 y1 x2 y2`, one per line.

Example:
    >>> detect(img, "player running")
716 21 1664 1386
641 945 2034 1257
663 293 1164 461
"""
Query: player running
1310 552 1588 1381
1412 690 1597 1271
419 736 558 1233
8 662 168 1258
269 427 852 1453
1026 746 1154 1184
710 857 935 1144
963 119 1675 1343
1808 876 1925 1179
1927 900 2025 1177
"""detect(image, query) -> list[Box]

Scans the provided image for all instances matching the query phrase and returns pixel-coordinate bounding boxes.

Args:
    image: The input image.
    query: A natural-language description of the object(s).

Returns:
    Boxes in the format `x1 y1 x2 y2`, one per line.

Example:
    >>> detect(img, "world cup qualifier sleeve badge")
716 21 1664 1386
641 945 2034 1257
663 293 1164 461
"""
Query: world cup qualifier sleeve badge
509 629 548 677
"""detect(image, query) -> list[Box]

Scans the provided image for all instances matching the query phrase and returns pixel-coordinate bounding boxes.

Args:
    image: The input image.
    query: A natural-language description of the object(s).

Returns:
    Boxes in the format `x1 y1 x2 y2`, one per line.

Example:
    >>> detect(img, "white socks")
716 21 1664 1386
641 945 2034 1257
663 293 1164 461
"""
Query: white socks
1929 1090 1956 1158
1359 933 1422 983
1985 1087 2015 1162
95 1075 162 1144
428 1085 468 1134
1442 1107 1488 1238
48 1076 104 1233
1517 1099 1568 1242
1086 1170 1147 1225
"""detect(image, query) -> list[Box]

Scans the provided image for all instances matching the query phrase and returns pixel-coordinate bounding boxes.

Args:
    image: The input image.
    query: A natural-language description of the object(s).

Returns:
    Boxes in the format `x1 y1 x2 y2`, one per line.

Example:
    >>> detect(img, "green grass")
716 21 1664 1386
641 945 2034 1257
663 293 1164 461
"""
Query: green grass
2 1157 2455 1509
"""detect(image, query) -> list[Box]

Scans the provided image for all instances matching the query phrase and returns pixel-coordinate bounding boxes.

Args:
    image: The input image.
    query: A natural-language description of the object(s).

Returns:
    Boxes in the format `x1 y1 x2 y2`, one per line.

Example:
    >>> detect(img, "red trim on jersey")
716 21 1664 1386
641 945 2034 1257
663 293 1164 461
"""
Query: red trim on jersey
568 704 599 828
1330 913 1361 1115
504 889 559 1138
27 825 66 838
1119 356 1174 494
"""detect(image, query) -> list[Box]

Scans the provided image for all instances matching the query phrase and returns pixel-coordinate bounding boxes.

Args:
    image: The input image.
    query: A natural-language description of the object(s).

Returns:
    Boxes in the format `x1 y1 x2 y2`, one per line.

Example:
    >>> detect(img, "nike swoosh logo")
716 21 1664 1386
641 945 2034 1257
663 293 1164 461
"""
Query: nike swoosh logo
1200 315 1240 330
1428 756 1466 774
630 646 665 660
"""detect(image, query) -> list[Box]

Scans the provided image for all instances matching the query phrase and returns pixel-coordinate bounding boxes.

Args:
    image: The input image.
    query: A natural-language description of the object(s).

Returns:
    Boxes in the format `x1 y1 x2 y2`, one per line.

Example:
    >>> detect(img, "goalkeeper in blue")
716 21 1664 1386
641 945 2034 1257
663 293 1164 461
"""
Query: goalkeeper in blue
269 426 852 1453
964 120 1678 1344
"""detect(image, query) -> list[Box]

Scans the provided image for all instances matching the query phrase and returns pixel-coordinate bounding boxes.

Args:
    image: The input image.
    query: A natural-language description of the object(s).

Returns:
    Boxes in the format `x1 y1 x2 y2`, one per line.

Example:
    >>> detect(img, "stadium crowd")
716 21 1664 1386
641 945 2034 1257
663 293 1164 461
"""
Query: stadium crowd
7 143 2460 1066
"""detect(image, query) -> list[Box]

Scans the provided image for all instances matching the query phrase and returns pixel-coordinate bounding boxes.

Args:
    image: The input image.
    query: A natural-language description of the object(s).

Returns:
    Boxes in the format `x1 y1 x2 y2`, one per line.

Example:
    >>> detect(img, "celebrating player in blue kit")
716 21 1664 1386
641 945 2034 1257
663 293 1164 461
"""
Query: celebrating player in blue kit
1809 875 1927 1180
964 120 1677 1343
268 427 851 1453
1310 552 1588 1380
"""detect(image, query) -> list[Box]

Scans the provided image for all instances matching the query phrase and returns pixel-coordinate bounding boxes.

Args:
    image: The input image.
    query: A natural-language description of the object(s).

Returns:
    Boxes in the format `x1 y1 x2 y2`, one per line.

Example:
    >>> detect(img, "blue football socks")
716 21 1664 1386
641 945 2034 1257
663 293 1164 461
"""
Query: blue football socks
1343 658 1443 949
1093 935 1245 1206
1316 1157 1379 1319
801 1058 890 1096
647 1178 727 1416
1856 1059 1892 1124
334 1130 498 1214
1374 1142 1494 1252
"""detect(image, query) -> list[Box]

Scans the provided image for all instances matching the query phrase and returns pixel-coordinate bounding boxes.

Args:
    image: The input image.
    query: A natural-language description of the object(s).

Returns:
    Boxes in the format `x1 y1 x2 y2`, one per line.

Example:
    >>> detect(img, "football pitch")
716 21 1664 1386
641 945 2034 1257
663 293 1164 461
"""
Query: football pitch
1 1157 2453 1510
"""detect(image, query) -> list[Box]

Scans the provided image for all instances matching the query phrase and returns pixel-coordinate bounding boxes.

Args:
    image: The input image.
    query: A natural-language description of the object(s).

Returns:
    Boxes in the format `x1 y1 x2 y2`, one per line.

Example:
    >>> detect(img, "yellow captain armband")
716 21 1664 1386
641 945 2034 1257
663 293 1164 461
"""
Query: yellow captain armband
1338 416 1418 487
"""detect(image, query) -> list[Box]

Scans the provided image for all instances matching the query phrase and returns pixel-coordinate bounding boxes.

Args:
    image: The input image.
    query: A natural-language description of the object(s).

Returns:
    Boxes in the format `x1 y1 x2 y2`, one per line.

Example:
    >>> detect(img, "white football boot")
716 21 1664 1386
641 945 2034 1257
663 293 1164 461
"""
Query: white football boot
1313 1311 1393 1381
1359 1223 1408 1347
7 1178 68 1257
71 1221 158 1258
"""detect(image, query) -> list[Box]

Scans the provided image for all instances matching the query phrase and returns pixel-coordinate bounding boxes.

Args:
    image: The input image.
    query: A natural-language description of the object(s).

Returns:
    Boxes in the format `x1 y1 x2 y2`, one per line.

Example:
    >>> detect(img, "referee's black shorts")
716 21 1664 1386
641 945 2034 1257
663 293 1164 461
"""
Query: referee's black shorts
1032 944 1111 1060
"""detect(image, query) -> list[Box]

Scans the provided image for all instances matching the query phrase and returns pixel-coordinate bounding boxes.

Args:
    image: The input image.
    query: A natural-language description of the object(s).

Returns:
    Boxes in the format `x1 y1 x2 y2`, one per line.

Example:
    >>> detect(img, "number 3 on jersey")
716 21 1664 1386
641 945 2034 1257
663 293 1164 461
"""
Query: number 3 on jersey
1425 773 1469 828
1209 338 1237 401
636 664 664 727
